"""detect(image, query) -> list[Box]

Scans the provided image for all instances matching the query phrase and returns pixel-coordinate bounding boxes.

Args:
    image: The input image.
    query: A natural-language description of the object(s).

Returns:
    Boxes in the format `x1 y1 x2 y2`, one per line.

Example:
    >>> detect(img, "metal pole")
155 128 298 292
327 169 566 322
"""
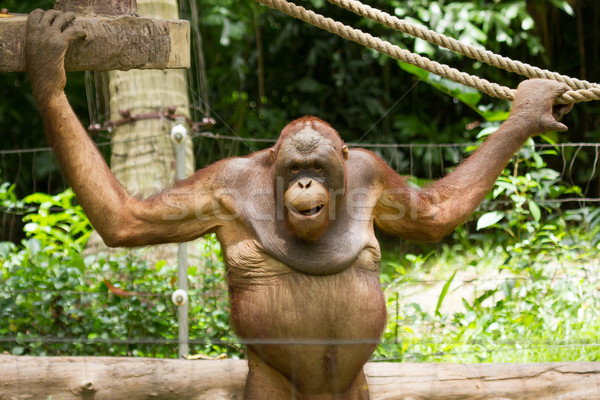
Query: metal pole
170 123 189 358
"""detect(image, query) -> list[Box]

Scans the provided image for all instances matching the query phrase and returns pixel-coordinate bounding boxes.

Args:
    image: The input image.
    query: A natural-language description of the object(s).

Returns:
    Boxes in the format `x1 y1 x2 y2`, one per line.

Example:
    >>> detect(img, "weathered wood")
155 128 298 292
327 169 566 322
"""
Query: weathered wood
54 0 138 15
365 362 600 399
0 14 189 72
0 356 599 399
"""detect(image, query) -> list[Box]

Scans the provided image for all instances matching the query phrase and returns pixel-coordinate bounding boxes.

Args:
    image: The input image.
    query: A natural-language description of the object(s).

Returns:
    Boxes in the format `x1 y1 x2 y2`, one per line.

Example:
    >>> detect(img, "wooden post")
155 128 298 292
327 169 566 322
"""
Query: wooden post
1 356 599 399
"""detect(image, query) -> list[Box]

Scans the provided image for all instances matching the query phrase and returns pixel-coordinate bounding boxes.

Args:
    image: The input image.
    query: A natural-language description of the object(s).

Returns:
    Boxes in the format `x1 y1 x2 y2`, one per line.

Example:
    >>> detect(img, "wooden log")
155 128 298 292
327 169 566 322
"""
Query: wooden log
365 362 600 399
0 356 599 399
0 14 189 72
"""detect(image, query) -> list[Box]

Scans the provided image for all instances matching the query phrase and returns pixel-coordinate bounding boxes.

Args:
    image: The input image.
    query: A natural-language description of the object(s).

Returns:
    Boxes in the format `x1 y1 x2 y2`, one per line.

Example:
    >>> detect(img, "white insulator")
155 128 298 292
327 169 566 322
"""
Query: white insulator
170 124 188 144
171 289 188 306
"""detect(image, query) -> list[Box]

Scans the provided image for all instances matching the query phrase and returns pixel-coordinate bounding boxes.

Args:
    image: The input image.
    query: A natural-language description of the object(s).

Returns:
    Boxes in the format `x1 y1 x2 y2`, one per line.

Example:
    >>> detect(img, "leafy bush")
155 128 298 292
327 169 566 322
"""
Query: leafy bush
0 188 239 358
377 239 600 363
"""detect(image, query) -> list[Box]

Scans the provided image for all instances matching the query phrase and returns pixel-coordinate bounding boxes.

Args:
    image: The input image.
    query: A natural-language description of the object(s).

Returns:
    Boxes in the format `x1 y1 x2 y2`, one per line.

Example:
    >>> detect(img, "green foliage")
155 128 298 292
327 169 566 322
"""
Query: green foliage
398 62 512 121
0 187 239 359
21 190 92 253
0 181 19 204
377 241 600 363
393 0 542 54
470 135 583 259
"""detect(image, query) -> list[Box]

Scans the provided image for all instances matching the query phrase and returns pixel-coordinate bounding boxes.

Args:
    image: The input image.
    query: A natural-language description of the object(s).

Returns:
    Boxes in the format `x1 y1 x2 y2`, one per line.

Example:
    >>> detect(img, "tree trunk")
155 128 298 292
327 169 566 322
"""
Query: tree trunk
85 0 197 265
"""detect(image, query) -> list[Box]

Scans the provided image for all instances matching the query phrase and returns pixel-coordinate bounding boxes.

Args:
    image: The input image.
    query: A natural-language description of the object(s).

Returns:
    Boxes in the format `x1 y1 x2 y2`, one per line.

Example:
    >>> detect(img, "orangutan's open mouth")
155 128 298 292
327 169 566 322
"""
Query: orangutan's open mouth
293 204 324 217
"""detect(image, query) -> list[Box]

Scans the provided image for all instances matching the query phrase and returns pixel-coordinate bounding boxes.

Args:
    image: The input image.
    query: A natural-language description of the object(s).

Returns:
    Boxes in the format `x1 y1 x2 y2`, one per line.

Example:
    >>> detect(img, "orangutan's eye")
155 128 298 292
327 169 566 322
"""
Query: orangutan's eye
290 165 300 174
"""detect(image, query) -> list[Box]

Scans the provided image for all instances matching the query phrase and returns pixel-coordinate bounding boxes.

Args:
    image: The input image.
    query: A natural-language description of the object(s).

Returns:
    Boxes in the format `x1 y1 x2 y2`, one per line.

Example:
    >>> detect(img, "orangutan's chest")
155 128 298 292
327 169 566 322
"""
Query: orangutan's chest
222 236 381 286
224 237 384 335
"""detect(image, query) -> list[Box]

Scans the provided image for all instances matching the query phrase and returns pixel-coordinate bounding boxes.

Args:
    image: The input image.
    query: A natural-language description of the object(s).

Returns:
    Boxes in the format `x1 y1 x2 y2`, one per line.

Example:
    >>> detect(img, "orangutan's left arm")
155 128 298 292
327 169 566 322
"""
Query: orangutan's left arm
374 79 572 242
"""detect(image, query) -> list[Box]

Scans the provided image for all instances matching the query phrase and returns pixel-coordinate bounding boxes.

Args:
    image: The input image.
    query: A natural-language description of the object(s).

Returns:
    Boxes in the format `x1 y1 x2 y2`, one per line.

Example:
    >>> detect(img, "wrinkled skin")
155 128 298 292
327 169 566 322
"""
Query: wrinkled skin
273 119 349 241
24 9 572 400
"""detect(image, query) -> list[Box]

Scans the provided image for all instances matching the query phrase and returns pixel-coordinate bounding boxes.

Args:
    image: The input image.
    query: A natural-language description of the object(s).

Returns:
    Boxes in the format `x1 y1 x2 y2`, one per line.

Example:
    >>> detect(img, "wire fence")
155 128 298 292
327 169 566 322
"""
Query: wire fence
1 273 599 362
1 129 600 362
3 130 600 198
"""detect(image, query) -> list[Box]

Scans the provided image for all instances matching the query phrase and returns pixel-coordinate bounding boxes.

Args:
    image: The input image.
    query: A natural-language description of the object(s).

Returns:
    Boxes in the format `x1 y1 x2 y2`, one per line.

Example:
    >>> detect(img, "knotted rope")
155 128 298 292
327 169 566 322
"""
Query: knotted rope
256 0 600 104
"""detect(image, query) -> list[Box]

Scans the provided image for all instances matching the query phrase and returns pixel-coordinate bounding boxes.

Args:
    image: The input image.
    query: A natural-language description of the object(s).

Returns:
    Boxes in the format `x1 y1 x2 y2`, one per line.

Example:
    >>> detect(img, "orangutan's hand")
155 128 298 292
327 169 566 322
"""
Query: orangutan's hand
509 79 573 137
26 9 86 103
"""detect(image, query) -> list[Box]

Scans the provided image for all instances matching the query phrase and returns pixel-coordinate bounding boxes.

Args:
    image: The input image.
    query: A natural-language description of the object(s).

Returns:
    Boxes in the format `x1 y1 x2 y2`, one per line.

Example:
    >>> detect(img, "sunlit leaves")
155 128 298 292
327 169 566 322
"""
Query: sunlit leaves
476 211 504 230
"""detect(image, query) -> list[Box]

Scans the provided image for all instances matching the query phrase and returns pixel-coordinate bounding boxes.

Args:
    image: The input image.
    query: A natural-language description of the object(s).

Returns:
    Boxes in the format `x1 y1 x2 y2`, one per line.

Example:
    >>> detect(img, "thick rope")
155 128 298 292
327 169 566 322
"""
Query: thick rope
328 0 600 91
256 0 600 104
257 0 515 100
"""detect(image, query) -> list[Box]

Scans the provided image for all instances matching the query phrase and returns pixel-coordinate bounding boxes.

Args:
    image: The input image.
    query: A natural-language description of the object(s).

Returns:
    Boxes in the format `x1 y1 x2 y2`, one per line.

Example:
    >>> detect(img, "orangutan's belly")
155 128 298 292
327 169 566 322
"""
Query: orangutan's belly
225 240 386 392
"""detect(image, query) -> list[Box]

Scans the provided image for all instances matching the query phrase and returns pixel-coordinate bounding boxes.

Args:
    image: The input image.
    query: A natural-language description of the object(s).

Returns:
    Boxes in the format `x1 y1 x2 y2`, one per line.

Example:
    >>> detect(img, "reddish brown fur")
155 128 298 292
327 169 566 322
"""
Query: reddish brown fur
274 116 347 159
280 116 342 140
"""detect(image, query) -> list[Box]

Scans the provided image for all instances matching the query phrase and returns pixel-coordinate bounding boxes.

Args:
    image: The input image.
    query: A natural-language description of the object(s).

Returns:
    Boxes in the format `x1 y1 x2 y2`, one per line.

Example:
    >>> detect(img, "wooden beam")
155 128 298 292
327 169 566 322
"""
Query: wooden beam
0 14 189 72
54 0 138 15
1 356 599 399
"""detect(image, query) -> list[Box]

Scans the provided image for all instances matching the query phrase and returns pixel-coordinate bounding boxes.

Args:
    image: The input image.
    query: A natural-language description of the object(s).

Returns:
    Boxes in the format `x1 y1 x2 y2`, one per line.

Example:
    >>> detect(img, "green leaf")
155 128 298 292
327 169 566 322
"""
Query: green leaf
549 0 575 16
23 223 39 233
532 151 545 168
414 38 436 57
476 211 504 230
529 201 541 222
476 126 499 139
155 260 167 272
22 193 53 204
399 62 510 122
435 270 457 317
521 16 534 30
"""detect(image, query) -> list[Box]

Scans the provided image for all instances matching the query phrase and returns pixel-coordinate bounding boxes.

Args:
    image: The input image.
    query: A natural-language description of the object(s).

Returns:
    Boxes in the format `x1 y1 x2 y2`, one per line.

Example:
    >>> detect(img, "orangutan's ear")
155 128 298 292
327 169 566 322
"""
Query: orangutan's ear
342 145 349 160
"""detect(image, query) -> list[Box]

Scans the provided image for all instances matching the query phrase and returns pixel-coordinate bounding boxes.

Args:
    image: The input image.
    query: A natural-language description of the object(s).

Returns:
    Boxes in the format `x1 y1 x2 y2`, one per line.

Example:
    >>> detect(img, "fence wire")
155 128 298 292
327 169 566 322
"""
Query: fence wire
0 336 599 361
3 131 600 208
1 131 600 361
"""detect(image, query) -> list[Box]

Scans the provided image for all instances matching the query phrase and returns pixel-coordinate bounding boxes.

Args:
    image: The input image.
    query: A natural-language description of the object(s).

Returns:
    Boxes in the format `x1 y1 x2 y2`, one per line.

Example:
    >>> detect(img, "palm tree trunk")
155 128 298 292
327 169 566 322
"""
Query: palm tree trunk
85 0 196 264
